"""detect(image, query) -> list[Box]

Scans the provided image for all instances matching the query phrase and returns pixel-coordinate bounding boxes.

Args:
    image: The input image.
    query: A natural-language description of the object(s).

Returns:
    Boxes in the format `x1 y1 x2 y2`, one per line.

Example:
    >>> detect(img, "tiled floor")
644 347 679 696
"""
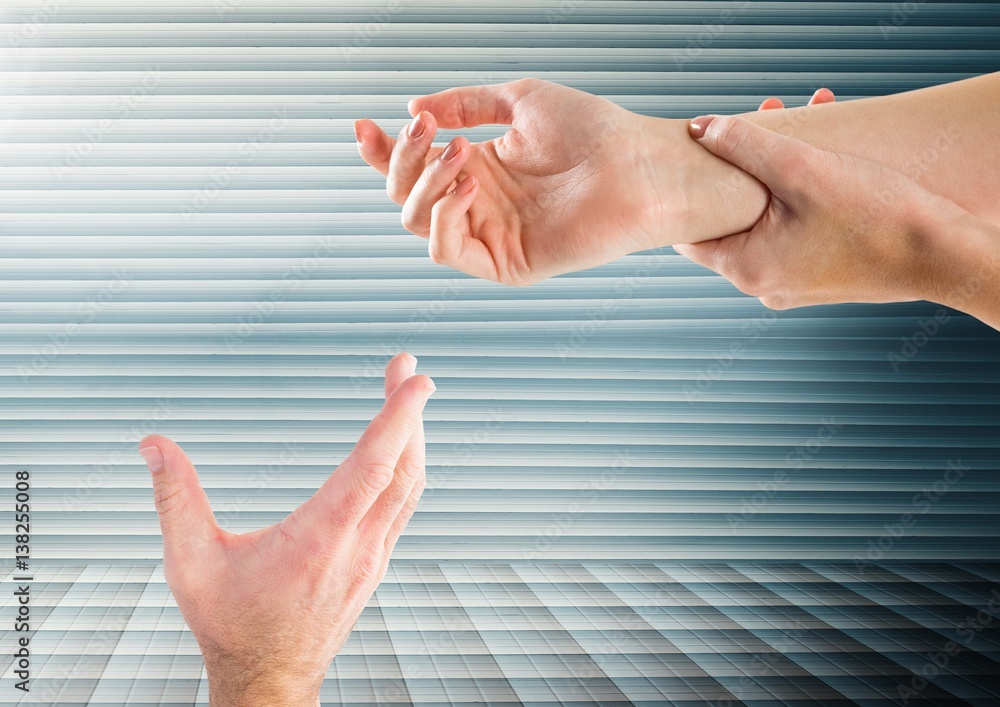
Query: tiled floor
3 561 999 705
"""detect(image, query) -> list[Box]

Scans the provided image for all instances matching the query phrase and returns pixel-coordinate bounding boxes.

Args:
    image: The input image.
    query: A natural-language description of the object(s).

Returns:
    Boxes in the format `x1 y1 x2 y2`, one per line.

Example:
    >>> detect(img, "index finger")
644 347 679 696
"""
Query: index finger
356 118 397 177
292 374 436 535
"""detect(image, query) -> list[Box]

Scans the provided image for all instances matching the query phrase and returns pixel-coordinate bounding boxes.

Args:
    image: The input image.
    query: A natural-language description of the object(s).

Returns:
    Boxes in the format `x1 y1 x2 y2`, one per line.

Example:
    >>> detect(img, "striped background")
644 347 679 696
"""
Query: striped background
0 1 999 704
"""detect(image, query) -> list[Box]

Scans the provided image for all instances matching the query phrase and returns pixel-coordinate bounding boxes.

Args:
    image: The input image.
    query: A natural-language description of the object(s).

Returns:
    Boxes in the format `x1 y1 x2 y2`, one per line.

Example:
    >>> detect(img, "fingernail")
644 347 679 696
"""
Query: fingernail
688 115 718 139
442 139 462 162
139 446 164 473
452 175 476 196
408 113 426 139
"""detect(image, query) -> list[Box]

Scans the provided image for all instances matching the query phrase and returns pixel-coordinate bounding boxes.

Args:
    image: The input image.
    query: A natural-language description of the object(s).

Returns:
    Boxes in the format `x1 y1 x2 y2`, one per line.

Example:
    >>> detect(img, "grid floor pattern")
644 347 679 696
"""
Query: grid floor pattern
2 561 999 705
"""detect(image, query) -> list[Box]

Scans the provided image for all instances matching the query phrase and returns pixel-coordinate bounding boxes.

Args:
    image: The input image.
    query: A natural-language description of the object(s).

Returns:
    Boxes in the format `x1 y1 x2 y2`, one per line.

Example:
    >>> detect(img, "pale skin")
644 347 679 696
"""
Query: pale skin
355 73 1000 328
138 354 433 706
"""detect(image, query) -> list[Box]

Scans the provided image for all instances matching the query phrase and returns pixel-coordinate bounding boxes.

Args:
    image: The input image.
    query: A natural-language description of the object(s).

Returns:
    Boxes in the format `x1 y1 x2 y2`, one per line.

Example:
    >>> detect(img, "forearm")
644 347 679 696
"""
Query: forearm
649 72 1000 245
919 203 1000 331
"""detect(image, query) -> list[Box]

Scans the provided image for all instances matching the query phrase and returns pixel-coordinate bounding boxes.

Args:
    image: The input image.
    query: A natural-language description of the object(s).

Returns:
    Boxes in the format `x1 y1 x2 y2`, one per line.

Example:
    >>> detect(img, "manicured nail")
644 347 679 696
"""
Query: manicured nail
139 446 164 473
442 139 462 162
354 120 363 144
408 113 426 139
688 115 718 139
452 175 477 196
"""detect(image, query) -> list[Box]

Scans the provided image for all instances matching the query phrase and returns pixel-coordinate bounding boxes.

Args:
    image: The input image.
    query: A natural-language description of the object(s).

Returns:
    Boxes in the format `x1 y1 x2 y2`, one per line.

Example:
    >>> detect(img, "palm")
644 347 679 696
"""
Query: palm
461 84 660 283
359 79 662 285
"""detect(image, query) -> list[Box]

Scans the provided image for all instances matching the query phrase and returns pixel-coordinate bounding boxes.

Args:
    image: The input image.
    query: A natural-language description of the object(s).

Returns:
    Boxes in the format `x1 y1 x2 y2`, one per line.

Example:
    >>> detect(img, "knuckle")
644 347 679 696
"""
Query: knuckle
153 482 189 518
427 236 450 266
516 77 541 93
357 460 395 496
396 456 424 484
354 548 385 584
400 205 416 232
716 118 749 156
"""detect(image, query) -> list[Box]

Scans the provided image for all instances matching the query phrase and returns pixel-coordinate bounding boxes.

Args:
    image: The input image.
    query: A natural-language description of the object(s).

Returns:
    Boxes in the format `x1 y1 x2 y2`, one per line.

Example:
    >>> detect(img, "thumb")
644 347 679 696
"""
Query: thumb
674 232 748 275
688 115 818 190
139 435 218 554
408 79 538 129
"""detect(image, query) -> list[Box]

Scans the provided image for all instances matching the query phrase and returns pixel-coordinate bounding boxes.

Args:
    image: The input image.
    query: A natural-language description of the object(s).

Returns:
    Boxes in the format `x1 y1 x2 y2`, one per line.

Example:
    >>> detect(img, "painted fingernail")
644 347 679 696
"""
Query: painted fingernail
452 175 477 196
442 139 462 162
408 113 426 139
688 115 718 139
354 120 363 144
139 446 164 473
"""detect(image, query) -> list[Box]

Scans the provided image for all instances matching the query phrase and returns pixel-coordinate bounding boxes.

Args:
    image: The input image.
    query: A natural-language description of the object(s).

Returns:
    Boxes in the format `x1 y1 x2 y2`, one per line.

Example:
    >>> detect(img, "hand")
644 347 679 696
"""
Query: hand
137 354 434 706
355 78 669 285
757 87 836 111
674 115 966 309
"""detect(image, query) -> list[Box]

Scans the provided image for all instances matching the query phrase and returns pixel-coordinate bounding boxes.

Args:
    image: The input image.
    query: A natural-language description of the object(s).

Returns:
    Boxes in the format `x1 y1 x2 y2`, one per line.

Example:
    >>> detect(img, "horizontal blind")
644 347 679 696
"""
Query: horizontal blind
1 2 999 704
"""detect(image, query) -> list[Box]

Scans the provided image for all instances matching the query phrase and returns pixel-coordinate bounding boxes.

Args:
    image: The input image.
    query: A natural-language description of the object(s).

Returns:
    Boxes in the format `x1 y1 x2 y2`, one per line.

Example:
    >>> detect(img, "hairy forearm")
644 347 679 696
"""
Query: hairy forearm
650 71 1000 245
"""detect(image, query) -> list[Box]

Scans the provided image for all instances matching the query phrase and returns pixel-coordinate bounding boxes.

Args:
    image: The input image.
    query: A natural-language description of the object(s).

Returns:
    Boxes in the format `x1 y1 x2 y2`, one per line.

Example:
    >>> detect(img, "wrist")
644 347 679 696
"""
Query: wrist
206 659 324 707
634 114 770 249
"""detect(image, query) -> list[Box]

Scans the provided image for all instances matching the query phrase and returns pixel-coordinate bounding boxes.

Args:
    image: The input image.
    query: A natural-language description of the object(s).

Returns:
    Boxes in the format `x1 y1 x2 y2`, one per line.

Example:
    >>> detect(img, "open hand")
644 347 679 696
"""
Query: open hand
138 354 434 706
356 79 667 285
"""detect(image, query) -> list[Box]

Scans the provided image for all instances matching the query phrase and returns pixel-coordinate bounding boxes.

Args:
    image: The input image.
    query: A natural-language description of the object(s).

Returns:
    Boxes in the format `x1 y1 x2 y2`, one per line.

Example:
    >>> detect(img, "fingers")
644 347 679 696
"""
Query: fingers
758 88 834 111
383 479 425 559
294 372 436 535
386 111 439 205
400 136 471 236
428 175 500 282
673 240 729 274
688 115 819 190
355 118 397 177
809 88 836 106
407 78 539 129
138 435 218 556
357 353 427 547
